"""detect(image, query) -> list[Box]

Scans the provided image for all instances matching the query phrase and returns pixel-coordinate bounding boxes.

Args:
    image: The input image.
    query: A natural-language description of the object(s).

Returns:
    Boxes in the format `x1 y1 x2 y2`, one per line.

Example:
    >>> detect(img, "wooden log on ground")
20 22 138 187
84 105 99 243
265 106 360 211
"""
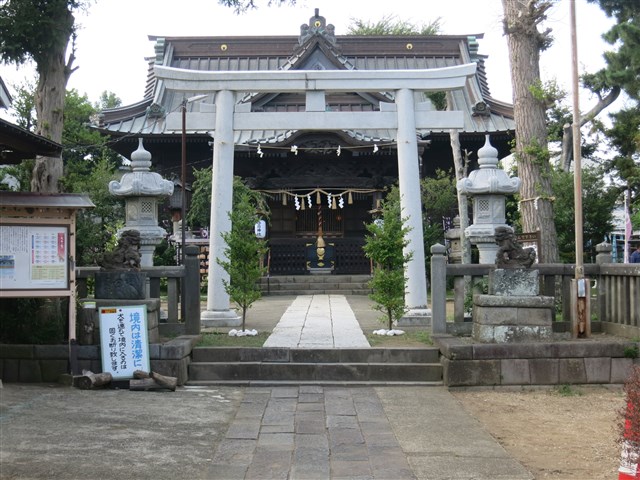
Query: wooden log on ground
133 370 177 391
129 378 177 391
76 370 112 390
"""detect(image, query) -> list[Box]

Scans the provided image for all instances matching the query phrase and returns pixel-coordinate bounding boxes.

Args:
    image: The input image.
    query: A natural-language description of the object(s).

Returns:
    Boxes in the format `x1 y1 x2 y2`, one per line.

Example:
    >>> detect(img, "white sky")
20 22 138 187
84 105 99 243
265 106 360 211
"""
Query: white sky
0 0 616 115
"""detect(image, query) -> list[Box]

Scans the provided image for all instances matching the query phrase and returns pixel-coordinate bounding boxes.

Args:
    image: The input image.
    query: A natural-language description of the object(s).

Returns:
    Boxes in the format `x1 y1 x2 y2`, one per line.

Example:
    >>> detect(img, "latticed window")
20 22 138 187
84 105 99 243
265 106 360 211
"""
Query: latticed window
141 201 153 215
296 207 343 235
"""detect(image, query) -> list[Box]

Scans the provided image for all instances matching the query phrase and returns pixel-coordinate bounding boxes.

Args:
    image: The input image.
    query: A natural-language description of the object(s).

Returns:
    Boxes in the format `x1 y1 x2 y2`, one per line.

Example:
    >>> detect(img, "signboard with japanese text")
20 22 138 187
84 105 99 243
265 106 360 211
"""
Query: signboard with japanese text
0 225 68 290
99 305 150 380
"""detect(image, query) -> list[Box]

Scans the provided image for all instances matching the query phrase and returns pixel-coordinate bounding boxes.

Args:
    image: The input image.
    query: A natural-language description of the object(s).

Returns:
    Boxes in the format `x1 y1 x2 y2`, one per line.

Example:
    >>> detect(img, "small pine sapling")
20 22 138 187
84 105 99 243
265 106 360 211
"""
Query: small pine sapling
218 185 268 332
363 186 412 330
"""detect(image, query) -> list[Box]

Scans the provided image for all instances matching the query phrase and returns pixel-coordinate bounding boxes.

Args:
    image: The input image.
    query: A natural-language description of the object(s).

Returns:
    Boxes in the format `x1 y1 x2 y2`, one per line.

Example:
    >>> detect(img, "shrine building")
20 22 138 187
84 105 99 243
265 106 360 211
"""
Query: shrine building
94 9 515 324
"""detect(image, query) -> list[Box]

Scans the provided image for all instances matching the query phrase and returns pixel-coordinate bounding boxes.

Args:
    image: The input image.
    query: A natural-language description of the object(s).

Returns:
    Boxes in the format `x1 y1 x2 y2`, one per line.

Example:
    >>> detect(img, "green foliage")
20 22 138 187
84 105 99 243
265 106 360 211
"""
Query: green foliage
0 0 81 70
0 160 33 191
189 169 270 231
528 78 565 109
61 89 114 167
420 169 457 273
586 0 640 102
217 0 295 14
624 344 639 359
551 166 618 263
0 298 66 344
187 166 213 230
9 78 37 130
153 239 177 267
363 185 412 330
62 155 124 265
218 181 268 331
347 14 441 36
555 384 583 397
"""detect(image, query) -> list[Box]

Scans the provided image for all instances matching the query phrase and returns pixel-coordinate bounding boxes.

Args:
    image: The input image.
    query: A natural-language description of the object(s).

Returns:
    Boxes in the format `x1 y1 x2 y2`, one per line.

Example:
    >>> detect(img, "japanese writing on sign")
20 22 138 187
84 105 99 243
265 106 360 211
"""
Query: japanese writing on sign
99 305 149 379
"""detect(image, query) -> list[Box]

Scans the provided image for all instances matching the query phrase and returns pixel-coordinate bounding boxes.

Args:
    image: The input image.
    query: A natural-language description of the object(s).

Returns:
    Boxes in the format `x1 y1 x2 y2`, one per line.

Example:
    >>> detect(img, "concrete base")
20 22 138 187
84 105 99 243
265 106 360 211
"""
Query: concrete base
473 294 553 343
397 308 432 327
201 309 241 328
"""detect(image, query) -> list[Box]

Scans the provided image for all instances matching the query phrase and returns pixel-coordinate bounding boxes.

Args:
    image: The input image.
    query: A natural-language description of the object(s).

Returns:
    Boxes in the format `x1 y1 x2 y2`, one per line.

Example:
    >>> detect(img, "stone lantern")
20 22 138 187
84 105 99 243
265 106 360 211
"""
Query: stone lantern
444 215 463 264
457 135 520 263
109 138 174 267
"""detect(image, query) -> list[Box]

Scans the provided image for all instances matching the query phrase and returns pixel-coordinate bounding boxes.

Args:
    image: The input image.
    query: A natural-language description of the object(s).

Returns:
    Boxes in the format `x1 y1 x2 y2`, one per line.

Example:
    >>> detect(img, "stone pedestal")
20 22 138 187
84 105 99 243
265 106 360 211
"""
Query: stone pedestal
94 271 146 300
80 298 160 344
473 269 552 343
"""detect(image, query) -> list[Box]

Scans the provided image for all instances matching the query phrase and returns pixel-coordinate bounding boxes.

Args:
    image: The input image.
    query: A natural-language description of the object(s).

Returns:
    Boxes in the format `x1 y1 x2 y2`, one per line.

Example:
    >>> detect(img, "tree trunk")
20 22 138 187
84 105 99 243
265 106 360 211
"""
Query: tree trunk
502 0 559 263
448 127 471 264
30 6 75 193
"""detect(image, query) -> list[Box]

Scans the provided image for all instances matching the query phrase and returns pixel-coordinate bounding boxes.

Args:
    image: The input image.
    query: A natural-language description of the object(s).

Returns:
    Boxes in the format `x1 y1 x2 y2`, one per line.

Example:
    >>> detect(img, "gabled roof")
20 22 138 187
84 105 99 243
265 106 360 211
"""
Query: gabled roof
94 10 514 144
0 118 63 164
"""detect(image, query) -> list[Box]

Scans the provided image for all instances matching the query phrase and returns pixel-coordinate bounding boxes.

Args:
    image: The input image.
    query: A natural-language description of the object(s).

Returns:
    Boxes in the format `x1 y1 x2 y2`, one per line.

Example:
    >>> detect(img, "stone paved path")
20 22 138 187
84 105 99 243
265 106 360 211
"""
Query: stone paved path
263 294 370 348
207 385 415 480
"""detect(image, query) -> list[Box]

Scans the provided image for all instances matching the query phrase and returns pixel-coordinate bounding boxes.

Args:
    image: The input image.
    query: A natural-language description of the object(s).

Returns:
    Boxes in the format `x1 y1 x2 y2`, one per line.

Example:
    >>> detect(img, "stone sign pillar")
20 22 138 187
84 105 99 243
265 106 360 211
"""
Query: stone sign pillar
108 138 174 267
457 135 520 264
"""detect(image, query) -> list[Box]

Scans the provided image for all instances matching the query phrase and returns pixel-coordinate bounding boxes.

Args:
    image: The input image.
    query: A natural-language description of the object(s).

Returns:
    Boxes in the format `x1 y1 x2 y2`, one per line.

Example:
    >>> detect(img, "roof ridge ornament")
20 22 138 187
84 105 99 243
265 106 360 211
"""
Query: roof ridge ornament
299 8 336 46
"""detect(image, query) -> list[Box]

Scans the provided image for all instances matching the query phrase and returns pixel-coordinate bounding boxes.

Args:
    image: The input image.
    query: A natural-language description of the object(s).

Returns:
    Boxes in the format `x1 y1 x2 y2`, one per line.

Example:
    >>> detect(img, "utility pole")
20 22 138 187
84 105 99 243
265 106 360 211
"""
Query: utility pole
570 0 590 338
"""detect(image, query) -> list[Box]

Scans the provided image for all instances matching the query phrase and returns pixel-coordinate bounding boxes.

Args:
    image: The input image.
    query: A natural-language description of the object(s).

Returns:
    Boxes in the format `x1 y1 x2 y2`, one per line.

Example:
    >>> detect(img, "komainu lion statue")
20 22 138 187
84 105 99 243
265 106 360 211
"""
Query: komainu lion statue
494 226 536 269
99 230 141 271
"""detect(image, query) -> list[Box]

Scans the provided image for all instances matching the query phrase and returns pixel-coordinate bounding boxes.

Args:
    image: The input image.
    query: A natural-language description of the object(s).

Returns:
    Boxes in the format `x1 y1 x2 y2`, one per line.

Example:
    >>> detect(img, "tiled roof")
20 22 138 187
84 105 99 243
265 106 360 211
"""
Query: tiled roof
95 15 514 144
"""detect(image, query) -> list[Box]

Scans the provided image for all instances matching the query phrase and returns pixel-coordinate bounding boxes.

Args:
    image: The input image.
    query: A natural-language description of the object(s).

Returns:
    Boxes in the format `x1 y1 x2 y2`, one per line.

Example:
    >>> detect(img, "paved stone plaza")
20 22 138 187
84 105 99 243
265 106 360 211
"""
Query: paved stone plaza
0 294 533 479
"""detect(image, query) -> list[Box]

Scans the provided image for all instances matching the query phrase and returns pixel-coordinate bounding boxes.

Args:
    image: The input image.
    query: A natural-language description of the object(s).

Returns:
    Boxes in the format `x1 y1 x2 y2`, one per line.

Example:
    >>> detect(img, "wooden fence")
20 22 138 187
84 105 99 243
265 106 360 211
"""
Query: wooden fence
430 244 640 338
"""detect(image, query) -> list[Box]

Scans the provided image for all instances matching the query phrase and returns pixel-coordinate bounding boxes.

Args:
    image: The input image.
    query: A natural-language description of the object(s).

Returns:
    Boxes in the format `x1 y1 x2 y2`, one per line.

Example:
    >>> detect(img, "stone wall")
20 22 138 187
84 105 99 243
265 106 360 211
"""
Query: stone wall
0 336 199 386
436 335 640 387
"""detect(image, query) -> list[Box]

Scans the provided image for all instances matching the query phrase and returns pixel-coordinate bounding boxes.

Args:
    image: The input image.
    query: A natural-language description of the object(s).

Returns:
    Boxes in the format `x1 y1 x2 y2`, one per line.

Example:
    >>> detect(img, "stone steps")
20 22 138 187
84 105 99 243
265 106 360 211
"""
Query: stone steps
259 275 372 296
187 347 443 386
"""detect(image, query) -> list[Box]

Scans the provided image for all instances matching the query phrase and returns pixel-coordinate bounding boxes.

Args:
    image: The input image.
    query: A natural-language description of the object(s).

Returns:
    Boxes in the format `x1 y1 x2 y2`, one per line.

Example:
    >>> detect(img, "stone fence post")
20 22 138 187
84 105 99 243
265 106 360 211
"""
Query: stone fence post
184 245 201 334
595 241 611 323
595 241 612 265
430 243 447 334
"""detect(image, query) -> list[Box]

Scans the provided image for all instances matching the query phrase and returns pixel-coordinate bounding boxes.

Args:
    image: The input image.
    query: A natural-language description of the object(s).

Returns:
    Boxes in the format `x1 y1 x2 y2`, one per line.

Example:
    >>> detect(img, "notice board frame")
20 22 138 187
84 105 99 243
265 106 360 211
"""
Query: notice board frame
0 224 70 291
0 193 94 349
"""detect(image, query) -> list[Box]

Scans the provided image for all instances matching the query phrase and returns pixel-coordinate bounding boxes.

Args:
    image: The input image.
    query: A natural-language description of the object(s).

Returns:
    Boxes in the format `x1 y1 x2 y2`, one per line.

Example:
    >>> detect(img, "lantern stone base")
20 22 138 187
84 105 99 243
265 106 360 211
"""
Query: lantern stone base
473 294 553 343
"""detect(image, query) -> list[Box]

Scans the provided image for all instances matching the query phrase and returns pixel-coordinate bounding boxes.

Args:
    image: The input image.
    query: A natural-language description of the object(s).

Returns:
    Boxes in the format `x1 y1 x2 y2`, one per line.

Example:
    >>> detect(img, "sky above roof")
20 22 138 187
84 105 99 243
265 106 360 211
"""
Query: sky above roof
0 0 615 117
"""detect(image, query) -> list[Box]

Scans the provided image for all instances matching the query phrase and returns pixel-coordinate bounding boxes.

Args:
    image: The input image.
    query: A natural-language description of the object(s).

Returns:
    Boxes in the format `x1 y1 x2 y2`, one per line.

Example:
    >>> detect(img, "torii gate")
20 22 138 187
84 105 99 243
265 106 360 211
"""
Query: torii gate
155 64 477 327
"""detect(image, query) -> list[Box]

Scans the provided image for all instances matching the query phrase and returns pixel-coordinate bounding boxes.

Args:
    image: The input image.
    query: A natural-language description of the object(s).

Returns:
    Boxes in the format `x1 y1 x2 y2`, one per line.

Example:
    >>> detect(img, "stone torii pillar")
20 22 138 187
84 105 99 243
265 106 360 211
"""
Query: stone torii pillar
157 65 476 327
203 90 238 326
396 88 428 318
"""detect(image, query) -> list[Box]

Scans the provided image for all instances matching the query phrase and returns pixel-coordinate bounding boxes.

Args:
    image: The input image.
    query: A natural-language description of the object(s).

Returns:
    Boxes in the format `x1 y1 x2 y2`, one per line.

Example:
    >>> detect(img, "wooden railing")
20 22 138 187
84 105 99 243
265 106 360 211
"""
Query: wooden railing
76 245 202 335
430 243 640 338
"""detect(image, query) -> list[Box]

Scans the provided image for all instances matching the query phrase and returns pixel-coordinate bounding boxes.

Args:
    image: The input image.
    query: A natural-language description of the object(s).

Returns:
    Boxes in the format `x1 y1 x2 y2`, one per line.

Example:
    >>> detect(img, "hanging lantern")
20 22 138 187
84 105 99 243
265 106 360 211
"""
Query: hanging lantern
254 219 267 239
